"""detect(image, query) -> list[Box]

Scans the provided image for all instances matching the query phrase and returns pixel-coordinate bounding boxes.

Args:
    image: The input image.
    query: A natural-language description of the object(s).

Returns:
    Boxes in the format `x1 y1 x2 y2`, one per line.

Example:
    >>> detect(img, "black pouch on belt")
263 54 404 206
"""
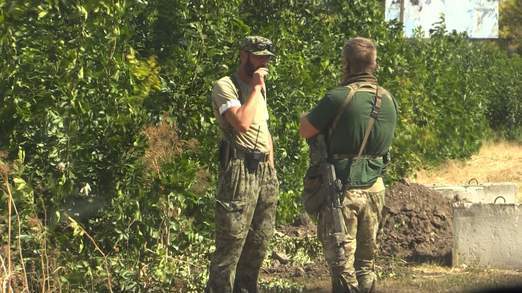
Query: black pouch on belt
245 151 265 172
219 140 230 170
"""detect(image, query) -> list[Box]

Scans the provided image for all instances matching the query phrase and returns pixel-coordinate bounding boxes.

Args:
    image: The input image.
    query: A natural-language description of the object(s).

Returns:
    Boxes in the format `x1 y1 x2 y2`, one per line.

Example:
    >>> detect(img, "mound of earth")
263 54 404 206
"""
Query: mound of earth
378 182 453 264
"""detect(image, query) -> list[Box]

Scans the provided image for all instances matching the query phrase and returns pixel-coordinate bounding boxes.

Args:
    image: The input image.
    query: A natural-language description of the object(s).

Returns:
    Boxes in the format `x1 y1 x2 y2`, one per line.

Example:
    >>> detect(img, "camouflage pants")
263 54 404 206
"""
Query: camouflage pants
317 187 385 293
206 158 279 293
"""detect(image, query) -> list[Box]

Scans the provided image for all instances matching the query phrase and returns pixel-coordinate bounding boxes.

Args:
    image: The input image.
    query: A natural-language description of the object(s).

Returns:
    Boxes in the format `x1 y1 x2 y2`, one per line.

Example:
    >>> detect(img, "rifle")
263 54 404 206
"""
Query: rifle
309 134 347 292
308 134 346 249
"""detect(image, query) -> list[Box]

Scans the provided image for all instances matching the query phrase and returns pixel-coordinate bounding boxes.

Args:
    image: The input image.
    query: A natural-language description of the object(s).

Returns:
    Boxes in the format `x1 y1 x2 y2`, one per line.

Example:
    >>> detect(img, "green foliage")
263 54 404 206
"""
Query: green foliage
0 1 211 291
500 0 522 54
381 21 490 178
0 0 521 291
267 232 322 267
481 45 522 141
259 278 304 292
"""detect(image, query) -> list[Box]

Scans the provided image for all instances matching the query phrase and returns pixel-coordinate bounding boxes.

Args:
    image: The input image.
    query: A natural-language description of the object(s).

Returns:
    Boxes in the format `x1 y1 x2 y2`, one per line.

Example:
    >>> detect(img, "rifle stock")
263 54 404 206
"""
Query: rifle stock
313 135 346 240
326 165 344 231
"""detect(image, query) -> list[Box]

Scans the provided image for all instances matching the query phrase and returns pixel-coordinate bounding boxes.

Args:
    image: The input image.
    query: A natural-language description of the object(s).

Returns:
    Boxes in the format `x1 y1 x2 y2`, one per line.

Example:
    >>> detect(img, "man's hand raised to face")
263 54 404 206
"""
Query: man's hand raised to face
250 67 269 91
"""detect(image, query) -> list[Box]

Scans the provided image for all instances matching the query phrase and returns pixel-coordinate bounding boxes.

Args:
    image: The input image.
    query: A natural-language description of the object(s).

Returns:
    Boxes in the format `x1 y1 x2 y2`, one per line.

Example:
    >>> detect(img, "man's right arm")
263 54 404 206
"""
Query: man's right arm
223 68 267 133
299 90 338 139
224 85 263 133
299 114 320 139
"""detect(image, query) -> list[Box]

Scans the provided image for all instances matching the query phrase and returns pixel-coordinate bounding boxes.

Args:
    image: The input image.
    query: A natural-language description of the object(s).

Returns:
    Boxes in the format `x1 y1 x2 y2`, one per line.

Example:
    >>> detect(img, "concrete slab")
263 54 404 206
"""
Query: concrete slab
427 182 518 204
453 203 522 269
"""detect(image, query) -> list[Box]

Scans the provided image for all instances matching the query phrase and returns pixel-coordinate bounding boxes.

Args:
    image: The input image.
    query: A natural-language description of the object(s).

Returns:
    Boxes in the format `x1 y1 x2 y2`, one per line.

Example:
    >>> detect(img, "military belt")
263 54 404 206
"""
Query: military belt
331 154 381 160
230 146 269 162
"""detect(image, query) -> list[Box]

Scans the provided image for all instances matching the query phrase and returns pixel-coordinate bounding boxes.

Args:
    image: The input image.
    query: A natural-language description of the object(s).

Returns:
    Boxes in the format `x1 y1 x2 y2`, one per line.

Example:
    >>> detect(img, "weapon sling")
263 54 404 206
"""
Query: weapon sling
326 82 380 152
301 84 358 216
325 81 383 188
357 85 382 158
327 82 383 157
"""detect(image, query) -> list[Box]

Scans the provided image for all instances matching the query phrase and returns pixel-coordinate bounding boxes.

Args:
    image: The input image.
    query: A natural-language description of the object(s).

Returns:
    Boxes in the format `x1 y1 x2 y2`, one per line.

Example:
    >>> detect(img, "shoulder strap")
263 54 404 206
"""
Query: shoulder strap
327 81 378 140
356 86 382 158
326 84 360 154
230 74 243 103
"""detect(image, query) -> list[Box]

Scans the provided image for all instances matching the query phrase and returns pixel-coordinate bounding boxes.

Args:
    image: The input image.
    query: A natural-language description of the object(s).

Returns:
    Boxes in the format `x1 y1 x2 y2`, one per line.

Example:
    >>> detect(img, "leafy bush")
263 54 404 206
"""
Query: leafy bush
481 46 522 141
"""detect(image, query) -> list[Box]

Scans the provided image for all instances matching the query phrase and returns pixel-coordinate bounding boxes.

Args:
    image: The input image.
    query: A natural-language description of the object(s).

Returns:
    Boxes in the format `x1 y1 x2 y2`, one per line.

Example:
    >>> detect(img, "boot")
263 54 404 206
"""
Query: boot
357 279 376 293
332 276 359 293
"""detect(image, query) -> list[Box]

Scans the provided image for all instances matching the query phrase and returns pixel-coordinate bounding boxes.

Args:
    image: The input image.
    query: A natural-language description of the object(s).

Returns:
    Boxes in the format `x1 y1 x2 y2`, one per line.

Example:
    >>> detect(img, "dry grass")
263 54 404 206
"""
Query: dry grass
142 113 198 174
142 113 211 194
0 150 10 177
378 264 522 293
410 140 522 201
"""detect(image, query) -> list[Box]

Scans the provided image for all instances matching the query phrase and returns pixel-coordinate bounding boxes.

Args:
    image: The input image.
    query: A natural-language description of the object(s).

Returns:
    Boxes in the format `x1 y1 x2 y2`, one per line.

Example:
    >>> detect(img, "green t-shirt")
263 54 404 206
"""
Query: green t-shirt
306 83 398 185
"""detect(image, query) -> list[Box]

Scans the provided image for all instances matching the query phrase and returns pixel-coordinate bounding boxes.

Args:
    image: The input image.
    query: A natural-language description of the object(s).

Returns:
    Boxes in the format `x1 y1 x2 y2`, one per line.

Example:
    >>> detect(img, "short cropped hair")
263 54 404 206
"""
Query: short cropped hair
341 37 377 84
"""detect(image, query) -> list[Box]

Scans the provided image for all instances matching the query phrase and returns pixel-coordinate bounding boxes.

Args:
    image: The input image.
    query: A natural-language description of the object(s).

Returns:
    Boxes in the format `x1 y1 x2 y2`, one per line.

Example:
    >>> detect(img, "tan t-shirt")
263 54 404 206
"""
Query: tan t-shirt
211 74 271 153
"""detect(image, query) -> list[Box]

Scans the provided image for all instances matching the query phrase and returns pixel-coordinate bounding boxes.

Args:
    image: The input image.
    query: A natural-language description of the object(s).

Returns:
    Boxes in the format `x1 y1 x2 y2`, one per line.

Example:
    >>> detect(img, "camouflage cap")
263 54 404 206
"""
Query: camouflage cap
240 36 275 56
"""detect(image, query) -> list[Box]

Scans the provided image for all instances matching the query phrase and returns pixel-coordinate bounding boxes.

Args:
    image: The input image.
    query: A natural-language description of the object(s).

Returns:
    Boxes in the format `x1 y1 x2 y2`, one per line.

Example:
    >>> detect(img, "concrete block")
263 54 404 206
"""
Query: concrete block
453 203 522 269
428 182 518 204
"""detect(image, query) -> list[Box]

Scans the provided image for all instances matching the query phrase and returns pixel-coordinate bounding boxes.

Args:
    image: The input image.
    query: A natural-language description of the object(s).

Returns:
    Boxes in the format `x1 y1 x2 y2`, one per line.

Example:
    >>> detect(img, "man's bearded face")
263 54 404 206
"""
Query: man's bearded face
245 55 257 77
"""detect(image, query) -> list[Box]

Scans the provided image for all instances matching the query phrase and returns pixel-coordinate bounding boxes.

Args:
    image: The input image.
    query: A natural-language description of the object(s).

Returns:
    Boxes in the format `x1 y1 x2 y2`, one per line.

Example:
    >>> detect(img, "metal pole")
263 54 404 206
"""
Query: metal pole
400 0 405 24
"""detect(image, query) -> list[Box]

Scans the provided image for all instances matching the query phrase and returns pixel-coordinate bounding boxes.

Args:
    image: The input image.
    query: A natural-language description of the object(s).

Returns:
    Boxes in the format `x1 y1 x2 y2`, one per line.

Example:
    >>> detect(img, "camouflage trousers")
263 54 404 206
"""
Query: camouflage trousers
317 185 385 293
206 158 279 293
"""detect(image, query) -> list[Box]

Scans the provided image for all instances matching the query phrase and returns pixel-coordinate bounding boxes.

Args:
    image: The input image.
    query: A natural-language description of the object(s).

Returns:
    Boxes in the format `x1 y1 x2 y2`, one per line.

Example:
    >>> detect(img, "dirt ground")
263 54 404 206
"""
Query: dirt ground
379 182 453 264
264 182 458 292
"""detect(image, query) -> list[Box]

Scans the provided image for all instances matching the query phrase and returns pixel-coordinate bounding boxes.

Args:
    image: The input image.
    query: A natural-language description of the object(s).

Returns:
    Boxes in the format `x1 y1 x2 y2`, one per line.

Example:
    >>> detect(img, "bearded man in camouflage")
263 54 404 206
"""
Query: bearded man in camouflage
299 37 398 293
206 36 279 293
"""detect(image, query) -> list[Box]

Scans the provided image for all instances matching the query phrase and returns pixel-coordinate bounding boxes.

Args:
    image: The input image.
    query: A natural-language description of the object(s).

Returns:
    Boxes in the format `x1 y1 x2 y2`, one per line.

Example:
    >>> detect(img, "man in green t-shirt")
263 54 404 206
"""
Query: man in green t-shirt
206 36 279 293
299 37 397 293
